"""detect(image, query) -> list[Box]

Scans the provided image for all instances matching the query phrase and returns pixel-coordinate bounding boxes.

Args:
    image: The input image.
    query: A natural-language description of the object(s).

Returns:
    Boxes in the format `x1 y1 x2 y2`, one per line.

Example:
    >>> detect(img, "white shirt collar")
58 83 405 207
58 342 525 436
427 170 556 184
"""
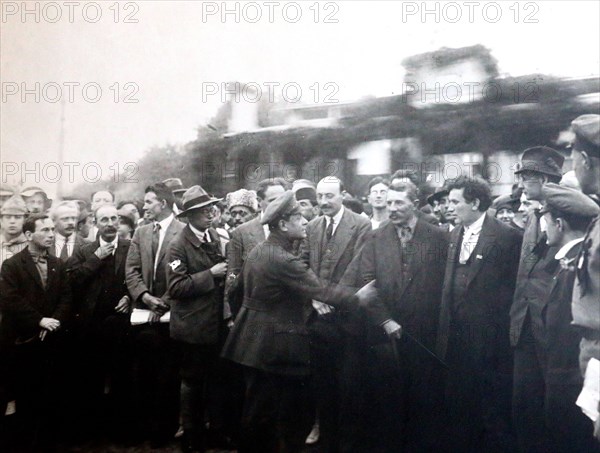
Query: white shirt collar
156 213 174 231
464 212 486 234
55 231 75 244
555 237 585 261
99 235 118 254
328 205 345 225
189 223 208 242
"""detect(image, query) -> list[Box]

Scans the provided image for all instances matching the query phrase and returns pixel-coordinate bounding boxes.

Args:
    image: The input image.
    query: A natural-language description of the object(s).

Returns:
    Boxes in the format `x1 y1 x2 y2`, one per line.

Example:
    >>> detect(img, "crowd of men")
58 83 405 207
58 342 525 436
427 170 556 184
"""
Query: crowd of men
0 113 599 453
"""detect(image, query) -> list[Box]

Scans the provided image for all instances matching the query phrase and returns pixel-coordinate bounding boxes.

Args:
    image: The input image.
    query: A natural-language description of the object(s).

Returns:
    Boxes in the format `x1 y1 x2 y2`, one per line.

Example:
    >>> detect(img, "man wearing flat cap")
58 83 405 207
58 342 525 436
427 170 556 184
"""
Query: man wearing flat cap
510 145 566 452
165 185 228 452
535 183 600 451
569 114 600 441
0 195 28 267
427 186 457 231
21 186 51 215
222 191 376 453
292 179 319 222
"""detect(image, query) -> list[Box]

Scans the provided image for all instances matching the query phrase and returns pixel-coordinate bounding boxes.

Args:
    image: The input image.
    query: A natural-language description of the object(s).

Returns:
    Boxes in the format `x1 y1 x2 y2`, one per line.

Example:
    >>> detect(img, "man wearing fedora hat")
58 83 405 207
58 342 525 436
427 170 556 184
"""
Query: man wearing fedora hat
125 182 185 446
510 145 566 452
163 178 188 212
569 114 600 442
165 185 228 452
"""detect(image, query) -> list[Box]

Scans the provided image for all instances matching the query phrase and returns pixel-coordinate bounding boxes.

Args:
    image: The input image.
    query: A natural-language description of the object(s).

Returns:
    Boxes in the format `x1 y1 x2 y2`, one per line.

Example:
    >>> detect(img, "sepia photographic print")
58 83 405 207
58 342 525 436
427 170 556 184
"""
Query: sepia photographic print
1 1 600 452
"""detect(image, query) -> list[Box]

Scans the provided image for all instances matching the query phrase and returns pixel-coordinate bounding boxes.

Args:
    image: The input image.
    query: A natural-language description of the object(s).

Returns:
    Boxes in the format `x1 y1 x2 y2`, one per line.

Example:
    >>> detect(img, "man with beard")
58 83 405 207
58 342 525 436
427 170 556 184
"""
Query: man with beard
569 114 600 442
510 146 566 452
50 201 89 261
0 214 72 451
358 179 448 452
66 205 132 440
367 177 389 229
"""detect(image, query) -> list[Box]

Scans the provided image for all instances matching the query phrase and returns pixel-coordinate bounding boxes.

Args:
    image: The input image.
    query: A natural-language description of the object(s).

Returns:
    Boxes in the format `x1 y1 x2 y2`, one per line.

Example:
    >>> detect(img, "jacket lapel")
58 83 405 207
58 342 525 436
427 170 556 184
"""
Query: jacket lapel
114 238 128 276
327 210 355 273
465 215 495 288
46 255 59 294
312 216 327 273
22 250 44 290
156 220 179 268
380 222 403 293
142 226 154 287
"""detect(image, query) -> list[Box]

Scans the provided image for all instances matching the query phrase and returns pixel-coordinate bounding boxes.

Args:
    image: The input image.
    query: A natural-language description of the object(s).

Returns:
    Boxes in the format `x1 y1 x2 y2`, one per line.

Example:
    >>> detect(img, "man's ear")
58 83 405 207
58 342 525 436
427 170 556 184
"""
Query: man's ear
24 230 33 241
278 219 288 232
472 198 481 210
581 151 593 170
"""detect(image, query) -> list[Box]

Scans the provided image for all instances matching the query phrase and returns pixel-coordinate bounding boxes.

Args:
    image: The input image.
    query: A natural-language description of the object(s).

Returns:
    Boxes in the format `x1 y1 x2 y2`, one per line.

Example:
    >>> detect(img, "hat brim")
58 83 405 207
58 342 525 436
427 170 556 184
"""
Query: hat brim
172 189 187 195
177 198 222 217
427 190 449 205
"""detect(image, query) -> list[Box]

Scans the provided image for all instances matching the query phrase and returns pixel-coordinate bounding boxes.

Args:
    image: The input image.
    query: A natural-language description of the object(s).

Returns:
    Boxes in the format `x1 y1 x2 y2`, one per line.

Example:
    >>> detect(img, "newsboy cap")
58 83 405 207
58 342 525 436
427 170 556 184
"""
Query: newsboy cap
540 183 600 219
571 114 600 158
0 195 27 216
514 146 565 178
260 191 301 225
177 185 222 217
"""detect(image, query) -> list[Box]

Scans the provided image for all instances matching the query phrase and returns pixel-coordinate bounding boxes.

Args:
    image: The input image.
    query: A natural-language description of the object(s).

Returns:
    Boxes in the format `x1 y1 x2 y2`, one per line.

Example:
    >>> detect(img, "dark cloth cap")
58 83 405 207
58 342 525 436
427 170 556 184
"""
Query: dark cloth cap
540 183 600 219
261 191 301 225
294 187 317 203
427 187 449 206
162 177 187 194
492 194 519 212
571 114 600 158
514 146 565 178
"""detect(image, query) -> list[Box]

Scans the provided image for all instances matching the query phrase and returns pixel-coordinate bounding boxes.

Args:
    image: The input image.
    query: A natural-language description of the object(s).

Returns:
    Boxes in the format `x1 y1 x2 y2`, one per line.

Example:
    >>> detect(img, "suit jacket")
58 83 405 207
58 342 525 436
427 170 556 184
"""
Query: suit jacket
222 230 357 376
360 218 449 349
167 226 225 345
65 237 130 328
50 233 89 260
225 216 265 315
572 215 600 333
125 217 185 304
0 248 72 340
510 212 560 347
436 215 523 362
544 241 584 372
301 208 372 285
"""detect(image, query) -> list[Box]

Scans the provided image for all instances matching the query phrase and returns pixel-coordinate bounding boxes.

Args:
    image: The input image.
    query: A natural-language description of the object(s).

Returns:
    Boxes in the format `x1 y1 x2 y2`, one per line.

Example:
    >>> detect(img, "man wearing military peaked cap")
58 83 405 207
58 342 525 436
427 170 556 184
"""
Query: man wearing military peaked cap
533 182 600 452
260 190 301 226
569 114 600 442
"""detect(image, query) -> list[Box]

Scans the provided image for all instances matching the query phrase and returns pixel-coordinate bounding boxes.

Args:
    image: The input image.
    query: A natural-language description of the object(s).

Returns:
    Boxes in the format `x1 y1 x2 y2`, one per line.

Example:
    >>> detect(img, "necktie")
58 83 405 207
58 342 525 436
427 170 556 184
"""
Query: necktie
59 239 69 260
326 218 334 241
399 226 412 246
152 223 161 259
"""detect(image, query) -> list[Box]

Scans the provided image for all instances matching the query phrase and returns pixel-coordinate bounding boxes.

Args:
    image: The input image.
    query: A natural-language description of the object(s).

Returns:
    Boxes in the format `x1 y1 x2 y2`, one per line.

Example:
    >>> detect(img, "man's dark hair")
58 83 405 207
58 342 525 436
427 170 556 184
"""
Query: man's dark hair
214 200 228 213
90 190 115 202
546 208 595 233
446 175 492 212
145 183 175 209
367 176 390 193
23 214 49 235
256 178 290 200
343 197 364 214
391 169 420 186
388 180 418 202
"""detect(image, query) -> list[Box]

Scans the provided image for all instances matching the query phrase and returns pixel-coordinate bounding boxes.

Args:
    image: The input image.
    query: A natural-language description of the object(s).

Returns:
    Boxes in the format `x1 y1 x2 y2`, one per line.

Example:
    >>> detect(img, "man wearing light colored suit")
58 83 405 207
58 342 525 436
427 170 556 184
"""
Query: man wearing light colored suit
301 176 371 453
436 176 522 452
125 182 185 446
50 201 90 261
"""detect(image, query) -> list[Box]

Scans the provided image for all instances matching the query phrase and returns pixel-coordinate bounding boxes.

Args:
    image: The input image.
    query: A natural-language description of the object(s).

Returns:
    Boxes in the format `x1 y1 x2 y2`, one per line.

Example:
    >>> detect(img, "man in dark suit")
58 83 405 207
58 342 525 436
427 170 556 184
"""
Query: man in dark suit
165 186 227 452
436 176 522 451
538 183 599 452
66 204 132 440
225 178 288 317
125 182 185 445
359 179 448 452
300 176 371 452
222 191 376 453
0 214 72 451
509 146 565 452
50 201 89 260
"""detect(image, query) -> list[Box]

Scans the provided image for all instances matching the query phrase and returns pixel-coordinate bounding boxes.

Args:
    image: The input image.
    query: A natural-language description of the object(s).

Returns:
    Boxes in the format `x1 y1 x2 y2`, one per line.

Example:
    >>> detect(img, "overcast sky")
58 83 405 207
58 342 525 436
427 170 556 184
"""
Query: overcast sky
2 1 599 192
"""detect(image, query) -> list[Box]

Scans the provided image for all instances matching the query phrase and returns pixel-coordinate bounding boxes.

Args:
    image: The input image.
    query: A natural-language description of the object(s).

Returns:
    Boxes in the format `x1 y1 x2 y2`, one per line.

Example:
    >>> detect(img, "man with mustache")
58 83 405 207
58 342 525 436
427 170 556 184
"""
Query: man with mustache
66 204 132 440
301 176 371 452
51 201 89 261
358 179 448 452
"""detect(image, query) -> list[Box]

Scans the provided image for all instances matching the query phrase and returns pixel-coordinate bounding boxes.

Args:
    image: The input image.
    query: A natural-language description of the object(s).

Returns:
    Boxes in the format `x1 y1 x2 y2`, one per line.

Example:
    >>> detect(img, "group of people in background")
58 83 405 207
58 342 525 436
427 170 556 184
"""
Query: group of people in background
0 113 599 453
